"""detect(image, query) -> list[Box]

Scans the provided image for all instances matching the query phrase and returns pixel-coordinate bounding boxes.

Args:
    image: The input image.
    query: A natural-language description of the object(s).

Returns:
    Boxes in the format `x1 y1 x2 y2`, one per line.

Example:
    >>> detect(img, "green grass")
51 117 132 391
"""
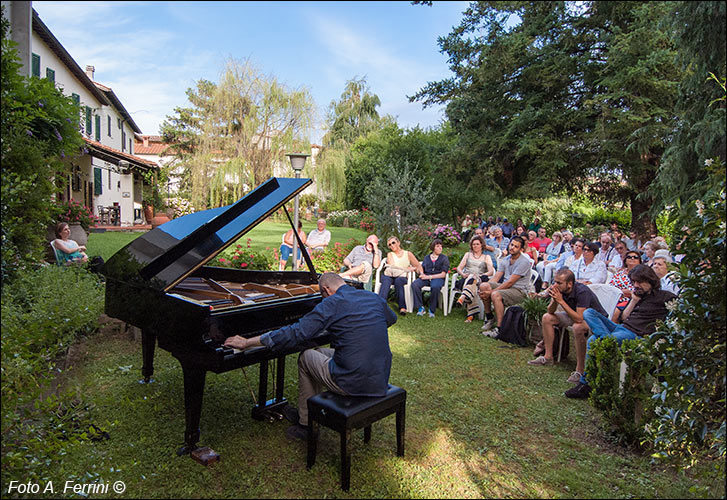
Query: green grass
87 220 369 264
36 301 723 497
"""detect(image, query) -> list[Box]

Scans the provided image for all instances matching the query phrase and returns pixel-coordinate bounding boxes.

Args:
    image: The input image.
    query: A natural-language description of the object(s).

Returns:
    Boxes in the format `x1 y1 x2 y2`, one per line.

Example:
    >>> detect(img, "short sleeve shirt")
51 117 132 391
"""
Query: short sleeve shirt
346 245 381 268
499 254 532 291
307 228 331 248
563 282 607 317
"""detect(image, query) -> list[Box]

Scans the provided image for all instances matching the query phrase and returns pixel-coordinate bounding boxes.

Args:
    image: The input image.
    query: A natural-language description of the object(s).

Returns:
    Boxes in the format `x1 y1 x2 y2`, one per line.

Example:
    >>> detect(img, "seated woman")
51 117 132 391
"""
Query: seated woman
278 221 307 271
377 236 421 315
454 236 494 323
411 239 450 318
53 222 89 264
524 230 539 264
536 231 566 287
609 250 642 322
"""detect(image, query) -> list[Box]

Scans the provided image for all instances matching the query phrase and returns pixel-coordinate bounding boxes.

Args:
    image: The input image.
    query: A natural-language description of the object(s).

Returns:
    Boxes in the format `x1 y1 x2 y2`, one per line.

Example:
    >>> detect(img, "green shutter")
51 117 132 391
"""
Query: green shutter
46 68 55 82
107 116 111 136
85 107 92 135
94 168 102 195
72 93 80 105
95 115 101 141
31 53 40 77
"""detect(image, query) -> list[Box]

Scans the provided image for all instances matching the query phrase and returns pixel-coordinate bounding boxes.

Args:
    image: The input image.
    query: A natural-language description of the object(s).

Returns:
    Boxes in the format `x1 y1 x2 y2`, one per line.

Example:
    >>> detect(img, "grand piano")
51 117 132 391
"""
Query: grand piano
102 177 347 460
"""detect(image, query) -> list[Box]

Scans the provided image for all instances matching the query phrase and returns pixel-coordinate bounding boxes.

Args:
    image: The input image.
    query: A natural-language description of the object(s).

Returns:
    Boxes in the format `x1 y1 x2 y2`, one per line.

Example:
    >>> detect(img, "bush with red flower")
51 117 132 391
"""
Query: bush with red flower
309 239 358 272
53 199 98 231
216 238 275 270
358 207 376 233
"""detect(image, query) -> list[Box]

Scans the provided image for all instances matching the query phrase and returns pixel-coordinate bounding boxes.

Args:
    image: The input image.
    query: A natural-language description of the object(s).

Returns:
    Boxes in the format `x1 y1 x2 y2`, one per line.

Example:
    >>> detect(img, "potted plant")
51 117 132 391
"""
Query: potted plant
50 199 98 246
519 295 549 343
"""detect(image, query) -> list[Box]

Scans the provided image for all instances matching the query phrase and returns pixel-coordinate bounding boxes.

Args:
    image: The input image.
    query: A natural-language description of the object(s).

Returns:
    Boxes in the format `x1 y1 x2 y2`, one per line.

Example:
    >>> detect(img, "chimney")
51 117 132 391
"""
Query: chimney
85 65 95 80
143 136 149 147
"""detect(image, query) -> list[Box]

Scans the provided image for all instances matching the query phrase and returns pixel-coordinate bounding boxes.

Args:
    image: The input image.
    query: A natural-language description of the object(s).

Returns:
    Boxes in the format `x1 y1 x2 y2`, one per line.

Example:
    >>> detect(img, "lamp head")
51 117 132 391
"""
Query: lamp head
286 153 310 172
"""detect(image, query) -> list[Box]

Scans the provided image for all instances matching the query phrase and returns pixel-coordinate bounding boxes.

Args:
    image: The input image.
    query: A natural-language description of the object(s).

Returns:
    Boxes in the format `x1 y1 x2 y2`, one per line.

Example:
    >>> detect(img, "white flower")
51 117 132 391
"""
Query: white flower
695 199 705 217
704 158 714 166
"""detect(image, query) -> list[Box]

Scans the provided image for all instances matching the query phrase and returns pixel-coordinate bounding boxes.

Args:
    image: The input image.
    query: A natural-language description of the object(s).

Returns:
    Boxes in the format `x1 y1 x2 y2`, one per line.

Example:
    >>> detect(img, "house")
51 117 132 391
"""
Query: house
3 1 158 226
133 134 181 196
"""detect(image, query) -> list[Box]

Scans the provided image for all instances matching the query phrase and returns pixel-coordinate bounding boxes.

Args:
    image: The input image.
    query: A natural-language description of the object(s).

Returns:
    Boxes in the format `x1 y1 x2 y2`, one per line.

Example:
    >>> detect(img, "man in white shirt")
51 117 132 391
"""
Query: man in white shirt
306 219 331 253
595 232 618 268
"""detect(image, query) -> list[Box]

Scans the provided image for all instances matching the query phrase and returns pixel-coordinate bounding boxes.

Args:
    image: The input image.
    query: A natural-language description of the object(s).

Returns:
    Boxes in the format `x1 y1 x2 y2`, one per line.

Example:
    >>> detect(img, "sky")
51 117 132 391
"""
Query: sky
32 1 470 144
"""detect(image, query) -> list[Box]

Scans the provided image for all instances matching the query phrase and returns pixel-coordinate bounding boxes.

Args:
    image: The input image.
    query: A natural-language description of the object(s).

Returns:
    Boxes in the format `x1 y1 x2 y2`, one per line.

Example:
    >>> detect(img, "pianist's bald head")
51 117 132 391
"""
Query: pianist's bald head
319 272 345 296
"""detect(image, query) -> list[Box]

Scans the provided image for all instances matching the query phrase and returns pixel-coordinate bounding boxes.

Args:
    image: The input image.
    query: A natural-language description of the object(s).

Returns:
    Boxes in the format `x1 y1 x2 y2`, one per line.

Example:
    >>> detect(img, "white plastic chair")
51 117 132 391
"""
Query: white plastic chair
528 269 539 293
374 262 412 309
556 283 623 362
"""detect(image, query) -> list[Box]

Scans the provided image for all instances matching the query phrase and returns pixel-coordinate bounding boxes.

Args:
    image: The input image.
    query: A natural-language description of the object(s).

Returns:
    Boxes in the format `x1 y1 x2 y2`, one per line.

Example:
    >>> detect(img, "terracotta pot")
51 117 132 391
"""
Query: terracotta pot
143 205 154 223
151 214 170 229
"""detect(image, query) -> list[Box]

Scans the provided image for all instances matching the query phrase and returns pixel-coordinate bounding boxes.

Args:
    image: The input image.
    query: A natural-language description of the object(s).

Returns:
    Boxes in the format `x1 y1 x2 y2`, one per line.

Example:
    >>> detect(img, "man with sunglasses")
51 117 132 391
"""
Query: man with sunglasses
565 264 677 399
224 273 397 439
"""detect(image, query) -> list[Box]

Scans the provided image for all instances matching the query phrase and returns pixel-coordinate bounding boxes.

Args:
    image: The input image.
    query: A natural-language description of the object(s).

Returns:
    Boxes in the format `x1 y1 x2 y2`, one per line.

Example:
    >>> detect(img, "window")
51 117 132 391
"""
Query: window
108 167 111 189
108 116 111 136
71 93 80 105
121 130 126 151
71 165 81 192
94 168 102 195
31 53 40 77
45 68 55 82
117 118 122 129
85 107 93 135
95 115 101 141
129 138 133 153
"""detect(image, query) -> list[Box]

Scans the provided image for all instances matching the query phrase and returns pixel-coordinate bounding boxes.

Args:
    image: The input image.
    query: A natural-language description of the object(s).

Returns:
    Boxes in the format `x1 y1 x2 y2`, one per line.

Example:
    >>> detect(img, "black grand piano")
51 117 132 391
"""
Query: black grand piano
102 177 344 459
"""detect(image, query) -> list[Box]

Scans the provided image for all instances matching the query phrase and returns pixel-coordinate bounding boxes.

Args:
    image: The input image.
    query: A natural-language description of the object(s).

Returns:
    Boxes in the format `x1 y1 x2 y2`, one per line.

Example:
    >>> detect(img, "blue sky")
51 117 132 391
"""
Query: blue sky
33 1 469 144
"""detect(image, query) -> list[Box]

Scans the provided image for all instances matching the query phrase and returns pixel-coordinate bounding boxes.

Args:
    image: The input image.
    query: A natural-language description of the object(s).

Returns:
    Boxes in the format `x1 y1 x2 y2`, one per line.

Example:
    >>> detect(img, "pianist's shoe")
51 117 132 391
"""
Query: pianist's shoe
285 423 309 441
282 405 300 424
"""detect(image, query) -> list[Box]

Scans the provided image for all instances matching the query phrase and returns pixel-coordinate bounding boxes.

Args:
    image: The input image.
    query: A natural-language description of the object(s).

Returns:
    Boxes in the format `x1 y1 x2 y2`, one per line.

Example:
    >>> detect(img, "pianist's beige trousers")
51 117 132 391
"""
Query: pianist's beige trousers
297 347 348 426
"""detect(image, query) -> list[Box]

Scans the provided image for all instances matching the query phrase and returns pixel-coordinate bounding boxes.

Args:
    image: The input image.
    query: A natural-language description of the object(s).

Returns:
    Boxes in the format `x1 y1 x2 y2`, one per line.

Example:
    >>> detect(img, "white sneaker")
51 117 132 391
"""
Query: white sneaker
481 318 496 331
481 328 499 338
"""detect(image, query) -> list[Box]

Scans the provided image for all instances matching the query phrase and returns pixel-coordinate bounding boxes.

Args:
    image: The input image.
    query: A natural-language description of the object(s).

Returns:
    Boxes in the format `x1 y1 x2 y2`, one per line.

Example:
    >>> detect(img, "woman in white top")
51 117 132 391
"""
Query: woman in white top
377 236 421 315
572 241 607 284
454 236 494 322
536 231 565 286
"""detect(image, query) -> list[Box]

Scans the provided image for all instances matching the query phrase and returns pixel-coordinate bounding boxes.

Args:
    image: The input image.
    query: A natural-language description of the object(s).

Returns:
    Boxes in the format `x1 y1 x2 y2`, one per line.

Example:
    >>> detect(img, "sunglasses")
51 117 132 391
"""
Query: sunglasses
625 255 640 260
388 241 397 247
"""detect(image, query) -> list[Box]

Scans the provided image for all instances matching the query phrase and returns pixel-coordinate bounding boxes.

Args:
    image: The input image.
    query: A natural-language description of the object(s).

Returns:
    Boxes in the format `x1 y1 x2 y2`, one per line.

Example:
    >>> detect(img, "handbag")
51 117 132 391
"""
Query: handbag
384 265 407 278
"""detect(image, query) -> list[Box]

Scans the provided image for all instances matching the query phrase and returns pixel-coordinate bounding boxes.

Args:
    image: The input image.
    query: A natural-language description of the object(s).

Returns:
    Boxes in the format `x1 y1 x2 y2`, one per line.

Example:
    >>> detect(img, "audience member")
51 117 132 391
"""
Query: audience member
52 222 89 264
478 236 532 337
572 241 608 284
340 234 382 283
279 221 307 271
528 269 607 385
536 231 566 287
608 249 642 323
305 218 331 254
566 265 677 399
527 217 542 233
411 239 450 318
557 237 585 272
378 236 421 315
460 214 473 243
651 250 680 295
595 232 619 269
607 240 628 274
524 230 539 263
500 218 514 238
533 227 552 256
454 236 495 323
622 230 641 252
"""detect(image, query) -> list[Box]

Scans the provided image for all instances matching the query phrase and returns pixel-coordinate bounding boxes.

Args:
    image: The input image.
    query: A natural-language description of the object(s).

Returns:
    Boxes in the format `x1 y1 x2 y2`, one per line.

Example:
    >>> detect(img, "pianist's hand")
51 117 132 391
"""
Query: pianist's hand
224 335 248 349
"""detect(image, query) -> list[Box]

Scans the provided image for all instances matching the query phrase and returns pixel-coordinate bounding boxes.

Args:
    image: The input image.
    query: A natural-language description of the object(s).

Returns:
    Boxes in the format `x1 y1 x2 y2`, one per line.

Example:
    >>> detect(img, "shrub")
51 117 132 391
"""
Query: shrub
327 209 360 227
520 295 549 328
165 196 195 218
1 265 105 483
52 198 98 230
309 239 358 273
216 238 275 270
428 224 462 247
647 160 726 466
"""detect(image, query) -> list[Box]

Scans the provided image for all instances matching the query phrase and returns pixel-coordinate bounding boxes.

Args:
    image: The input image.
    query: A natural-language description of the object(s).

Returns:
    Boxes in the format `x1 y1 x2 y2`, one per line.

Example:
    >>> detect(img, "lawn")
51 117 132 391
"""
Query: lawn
88 219 369 264
60 230 723 498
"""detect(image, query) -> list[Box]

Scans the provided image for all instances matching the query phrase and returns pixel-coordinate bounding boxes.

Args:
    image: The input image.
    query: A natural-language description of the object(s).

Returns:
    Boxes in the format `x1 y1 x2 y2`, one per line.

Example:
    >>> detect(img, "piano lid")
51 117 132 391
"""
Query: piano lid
102 177 312 290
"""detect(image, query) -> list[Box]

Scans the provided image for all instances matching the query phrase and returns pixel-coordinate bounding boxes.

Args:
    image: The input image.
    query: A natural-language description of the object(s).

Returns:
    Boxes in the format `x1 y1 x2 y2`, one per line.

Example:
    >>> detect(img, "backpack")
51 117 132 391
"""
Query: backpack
495 306 528 347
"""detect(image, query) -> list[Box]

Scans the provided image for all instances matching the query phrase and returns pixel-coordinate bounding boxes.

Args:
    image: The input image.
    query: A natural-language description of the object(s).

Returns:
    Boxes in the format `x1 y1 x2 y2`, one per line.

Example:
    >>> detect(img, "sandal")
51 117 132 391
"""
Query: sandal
464 315 474 323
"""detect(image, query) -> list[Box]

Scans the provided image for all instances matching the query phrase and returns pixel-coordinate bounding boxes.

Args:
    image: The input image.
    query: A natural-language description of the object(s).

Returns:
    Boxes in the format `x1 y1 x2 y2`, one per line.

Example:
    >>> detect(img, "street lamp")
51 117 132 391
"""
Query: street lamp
286 153 309 271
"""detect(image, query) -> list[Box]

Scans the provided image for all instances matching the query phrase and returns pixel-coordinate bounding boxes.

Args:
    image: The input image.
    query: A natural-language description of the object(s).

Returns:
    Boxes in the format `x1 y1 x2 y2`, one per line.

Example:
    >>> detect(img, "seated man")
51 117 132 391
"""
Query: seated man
479 236 532 337
566 265 678 399
339 234 382 284
224 273 397 440
528 269 607 385
305 218 331 254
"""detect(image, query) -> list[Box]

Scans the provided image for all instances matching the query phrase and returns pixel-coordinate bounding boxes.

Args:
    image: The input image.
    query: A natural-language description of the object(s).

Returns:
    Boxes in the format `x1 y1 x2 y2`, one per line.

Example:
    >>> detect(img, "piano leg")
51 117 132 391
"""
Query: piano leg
140 329 156 383
177 362 206 456
251 356 288 422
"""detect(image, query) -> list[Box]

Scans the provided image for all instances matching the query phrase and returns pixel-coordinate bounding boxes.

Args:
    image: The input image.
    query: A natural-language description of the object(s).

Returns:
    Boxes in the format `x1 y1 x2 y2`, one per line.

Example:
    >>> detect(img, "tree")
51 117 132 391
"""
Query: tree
161 58 315 209
412 1 683 238
651 1 726 212
315 77 388 207
1 8 84 280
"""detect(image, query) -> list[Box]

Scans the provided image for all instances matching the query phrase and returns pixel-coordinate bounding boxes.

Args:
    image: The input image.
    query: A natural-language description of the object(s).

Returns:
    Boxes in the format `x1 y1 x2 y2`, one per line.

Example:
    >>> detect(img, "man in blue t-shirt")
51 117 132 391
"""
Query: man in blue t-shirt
224 272 397 440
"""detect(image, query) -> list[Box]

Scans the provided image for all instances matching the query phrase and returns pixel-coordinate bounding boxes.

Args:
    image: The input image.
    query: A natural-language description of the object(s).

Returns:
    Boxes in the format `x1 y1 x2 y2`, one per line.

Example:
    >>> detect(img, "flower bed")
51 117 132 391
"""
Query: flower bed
216 238 275 270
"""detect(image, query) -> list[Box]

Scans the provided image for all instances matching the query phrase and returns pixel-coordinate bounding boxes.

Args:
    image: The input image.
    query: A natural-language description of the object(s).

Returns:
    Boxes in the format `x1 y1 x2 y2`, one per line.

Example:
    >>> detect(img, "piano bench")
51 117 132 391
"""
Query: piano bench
306 384 406 491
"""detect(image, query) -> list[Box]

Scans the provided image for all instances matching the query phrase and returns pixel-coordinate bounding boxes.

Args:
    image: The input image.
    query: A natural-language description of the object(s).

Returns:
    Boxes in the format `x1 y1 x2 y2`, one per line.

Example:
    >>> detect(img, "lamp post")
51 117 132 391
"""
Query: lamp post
286 153 309 271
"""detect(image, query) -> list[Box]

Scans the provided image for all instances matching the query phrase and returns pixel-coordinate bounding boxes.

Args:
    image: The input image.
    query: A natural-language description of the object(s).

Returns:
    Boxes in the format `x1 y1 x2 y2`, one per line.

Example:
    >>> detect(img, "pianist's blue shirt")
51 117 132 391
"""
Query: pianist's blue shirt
260 285 396 397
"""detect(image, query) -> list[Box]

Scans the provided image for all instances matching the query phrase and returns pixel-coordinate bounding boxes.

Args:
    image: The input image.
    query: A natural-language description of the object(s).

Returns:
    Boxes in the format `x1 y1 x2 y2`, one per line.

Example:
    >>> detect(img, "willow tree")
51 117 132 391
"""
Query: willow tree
315 77 387 207
161 59 315 208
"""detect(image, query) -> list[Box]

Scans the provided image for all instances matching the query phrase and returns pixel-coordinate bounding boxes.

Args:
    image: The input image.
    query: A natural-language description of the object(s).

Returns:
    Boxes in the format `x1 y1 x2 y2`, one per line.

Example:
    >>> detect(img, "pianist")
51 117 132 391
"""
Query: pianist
223 272 397 440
